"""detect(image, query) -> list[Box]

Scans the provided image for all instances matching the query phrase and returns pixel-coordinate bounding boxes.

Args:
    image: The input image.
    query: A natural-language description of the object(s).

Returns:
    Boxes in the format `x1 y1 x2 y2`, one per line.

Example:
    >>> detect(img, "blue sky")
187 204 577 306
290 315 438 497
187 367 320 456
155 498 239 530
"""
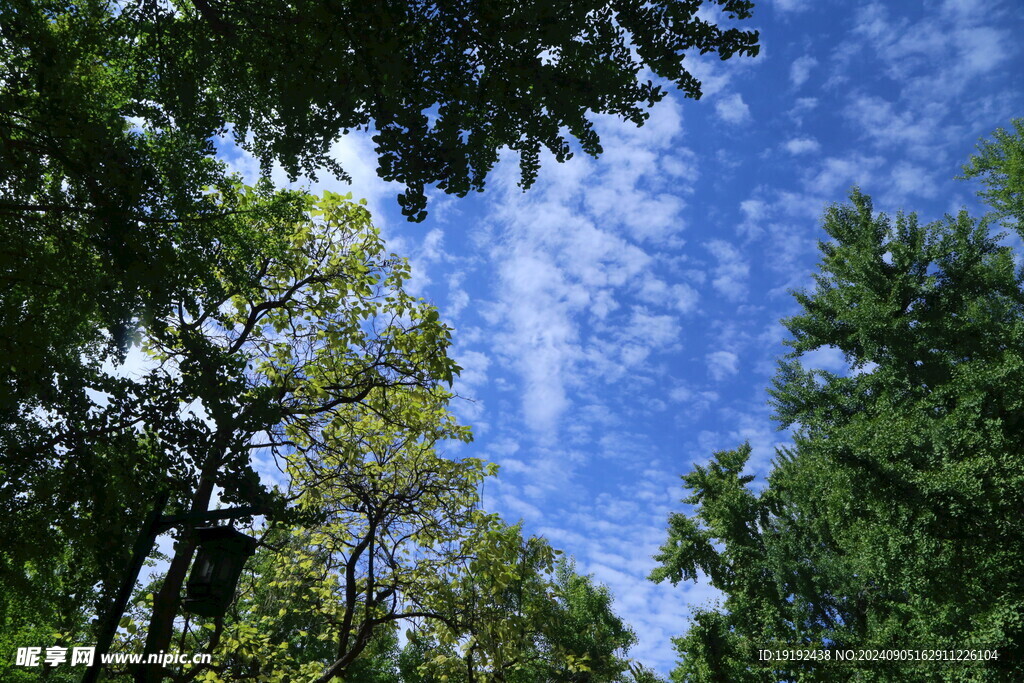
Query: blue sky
220 0 1024 673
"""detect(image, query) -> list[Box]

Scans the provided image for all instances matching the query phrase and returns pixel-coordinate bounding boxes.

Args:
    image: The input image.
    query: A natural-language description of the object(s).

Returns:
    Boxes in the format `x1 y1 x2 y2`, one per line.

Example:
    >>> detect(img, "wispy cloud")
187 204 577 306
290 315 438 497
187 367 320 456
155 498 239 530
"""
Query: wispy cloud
707 350 740 381
772 0 812 13
783 136 821 155
789 55 817 87
804 154 885 196
706 240 750 302
714 92 752 125
478 98 694 437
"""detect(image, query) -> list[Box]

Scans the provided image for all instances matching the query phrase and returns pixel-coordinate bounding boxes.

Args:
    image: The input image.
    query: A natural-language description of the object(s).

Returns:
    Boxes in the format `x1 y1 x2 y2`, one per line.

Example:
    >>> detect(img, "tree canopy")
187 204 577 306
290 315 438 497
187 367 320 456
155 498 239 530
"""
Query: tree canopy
650 122 1024 681
0 190 463 676
395 523 657 683
93 0 758 221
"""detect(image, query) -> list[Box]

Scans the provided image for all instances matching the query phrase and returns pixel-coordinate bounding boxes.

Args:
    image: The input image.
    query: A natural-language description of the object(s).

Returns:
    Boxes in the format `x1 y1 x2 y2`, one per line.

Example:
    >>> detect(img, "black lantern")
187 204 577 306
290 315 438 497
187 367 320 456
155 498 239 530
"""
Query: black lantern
183 525 259 618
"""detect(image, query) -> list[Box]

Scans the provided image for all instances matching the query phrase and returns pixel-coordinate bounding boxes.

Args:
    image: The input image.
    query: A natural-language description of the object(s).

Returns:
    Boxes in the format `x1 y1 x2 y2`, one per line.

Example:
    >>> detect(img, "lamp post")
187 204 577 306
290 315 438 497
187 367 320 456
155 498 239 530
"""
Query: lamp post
182 525 259 618
83 501 266 683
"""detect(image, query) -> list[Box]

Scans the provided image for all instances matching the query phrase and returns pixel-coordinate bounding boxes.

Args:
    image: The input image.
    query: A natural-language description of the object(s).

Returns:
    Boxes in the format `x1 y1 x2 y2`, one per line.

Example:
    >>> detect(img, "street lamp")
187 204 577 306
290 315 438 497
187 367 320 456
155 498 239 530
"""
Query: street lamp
84 500 270 683
183 525 260 618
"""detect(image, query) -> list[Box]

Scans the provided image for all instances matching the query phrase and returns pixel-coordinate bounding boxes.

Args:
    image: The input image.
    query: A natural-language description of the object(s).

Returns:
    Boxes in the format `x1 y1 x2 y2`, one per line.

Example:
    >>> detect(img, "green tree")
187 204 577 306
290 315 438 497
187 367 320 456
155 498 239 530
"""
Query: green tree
410 522 640 683
134 190 465 680
1 190 467 681
7 0 759 221
114 403 649 683
241 389 479 683
651 124 1024 682
960 118 1024 231
125 377 483 682
0 179 300 677
1 0 303 421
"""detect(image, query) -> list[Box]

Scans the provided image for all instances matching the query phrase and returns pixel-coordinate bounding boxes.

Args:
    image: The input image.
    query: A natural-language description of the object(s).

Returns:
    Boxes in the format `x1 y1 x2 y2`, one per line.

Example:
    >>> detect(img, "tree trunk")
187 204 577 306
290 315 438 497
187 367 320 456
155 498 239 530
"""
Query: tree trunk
84 489 168 683
136 474 216 683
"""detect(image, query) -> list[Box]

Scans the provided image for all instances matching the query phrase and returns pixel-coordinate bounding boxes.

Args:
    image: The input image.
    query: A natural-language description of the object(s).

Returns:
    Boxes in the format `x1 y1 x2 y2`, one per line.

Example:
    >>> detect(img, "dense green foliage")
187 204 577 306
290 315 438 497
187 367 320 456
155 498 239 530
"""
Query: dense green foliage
114 363 481 681
1 0 302 417
48 0 758 221
407 525 641 682
960 119 1024 232
651 123 1024 682
115 516 647 682
0 191 463 677
0 179 297 673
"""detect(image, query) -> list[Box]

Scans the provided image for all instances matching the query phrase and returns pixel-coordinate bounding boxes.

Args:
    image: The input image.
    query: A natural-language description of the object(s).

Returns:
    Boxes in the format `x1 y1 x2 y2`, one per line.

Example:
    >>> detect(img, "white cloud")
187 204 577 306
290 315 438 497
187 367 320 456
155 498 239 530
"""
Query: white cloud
583 101 691 244
327 135 399 221
638 279 699 314
800 345 848 373
420 228 445 262
669 386 691 403
497 491 544 522
789 55 817 87
740 199 769 222
773 190 823 220
705 240 749 301
476 95 700 437
783 136 821 155
954 26 1007 75
494 248 578 436
714 93 751 125
843 94 948 159
852 3 895 45
624 308 681 348
843 2 1013 99
940 0 986 18
773 0 811 12
446 271 470 318
804 154 885 196
684 55 738 101
788 97 819 127
671 283 700 313
455 349 491 391
886 162 939 200
707 350 740 381
669 386 720 418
